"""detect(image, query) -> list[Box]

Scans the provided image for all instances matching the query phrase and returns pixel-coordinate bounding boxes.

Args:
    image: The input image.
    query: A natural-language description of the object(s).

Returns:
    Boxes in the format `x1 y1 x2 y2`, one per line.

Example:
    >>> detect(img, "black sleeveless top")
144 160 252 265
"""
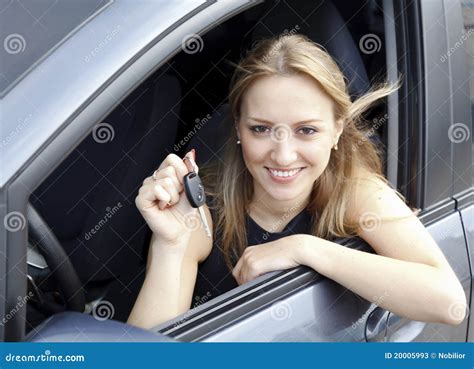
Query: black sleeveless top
191 203 314 307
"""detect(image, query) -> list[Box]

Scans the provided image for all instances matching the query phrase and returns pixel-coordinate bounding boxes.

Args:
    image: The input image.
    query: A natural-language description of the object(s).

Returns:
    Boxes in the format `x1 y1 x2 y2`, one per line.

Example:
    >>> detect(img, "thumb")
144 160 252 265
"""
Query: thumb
183 149 198 174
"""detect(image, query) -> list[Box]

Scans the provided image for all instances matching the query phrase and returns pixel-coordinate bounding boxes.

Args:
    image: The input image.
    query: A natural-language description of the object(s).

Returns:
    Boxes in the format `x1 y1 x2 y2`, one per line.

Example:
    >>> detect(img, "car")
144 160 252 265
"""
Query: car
0 0 472 342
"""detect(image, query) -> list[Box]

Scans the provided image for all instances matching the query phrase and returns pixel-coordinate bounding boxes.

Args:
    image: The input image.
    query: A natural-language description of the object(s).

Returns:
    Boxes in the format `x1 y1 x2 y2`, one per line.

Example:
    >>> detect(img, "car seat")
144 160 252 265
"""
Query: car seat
30 72 181 319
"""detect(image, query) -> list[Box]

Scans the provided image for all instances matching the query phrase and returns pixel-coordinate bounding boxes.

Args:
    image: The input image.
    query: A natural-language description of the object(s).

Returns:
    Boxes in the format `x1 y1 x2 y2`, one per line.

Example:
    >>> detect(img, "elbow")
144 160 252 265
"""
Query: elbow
439 285 468 326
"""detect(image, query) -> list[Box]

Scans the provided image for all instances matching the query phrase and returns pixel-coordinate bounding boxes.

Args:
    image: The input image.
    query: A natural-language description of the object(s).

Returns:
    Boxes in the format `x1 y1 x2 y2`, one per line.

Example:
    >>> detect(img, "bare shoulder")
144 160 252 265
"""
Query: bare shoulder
346 168 413 224
345 168 451 270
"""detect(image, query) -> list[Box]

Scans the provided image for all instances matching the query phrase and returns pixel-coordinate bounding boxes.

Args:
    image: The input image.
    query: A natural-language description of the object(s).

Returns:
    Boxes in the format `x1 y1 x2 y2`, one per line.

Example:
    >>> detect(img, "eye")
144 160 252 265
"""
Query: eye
297 126 318 135
249 125 271 134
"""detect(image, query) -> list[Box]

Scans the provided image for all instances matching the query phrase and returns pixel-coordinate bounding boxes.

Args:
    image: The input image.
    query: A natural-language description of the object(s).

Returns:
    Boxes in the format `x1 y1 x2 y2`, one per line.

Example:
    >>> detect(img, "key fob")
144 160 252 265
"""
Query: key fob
184 171 206 208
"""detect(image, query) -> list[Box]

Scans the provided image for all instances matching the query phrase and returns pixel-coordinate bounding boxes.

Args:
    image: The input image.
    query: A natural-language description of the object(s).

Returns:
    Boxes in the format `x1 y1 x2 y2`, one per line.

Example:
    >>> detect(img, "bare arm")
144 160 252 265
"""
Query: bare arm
295 177 466 325
232 175 467 325
296 235 465 325
128 210 212 330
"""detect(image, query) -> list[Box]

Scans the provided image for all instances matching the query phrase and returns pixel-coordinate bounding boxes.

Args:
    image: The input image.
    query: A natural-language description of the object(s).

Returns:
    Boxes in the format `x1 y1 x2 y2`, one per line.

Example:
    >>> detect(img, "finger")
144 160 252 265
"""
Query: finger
183 157 199 175
157 177 180 206
232 258 243 284
153 183 171 205
142 175 156 186
152 166 183 192
136 182 169 210
158 154 189 183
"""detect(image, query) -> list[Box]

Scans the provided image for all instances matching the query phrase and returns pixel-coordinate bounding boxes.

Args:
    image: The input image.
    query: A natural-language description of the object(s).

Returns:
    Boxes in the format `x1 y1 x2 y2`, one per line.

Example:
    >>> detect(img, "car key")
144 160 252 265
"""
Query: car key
183 170 211 238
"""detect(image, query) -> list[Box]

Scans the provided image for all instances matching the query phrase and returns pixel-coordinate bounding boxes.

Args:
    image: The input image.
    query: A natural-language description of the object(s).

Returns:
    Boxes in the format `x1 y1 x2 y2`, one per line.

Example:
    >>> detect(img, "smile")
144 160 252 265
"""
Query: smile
265 167 305 182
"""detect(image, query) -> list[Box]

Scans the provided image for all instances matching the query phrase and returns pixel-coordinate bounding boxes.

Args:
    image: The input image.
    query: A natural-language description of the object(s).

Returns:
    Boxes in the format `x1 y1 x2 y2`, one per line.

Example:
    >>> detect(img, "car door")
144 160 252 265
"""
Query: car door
383 0 472 342
152 0 472 342
453 0 473 342
0 0 258 342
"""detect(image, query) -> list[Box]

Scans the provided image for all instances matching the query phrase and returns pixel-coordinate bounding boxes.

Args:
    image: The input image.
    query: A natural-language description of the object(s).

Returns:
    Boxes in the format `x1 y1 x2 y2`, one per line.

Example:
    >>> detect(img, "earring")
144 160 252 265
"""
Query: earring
237 139 241 145
333 143 338 150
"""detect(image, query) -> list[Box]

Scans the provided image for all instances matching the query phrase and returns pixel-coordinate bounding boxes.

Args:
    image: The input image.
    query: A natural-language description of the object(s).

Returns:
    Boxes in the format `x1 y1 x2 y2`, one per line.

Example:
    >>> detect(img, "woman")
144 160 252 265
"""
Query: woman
128 34 467 330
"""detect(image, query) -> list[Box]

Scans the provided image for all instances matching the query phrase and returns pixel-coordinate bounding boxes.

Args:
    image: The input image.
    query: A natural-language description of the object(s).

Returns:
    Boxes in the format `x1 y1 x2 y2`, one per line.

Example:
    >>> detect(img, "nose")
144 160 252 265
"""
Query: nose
270 137 298 166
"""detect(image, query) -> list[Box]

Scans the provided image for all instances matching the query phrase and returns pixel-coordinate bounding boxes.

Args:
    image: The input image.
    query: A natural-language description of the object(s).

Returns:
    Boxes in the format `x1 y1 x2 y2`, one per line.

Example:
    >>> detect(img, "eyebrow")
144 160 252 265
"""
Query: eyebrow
247 117 324 125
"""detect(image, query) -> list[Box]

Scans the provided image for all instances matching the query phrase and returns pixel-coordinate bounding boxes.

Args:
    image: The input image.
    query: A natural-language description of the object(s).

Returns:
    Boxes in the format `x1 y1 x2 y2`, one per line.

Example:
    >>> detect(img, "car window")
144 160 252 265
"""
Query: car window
26 0 393 332
0 0 111 97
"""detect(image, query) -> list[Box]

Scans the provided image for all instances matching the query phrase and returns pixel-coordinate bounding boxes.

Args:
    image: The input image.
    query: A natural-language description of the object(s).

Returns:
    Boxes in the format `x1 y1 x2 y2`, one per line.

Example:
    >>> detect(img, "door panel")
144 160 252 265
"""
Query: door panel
384 210 470 342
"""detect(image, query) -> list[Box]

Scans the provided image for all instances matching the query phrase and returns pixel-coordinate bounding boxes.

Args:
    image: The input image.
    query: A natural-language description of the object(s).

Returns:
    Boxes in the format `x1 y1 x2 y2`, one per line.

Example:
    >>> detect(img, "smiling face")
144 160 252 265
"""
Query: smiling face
236 73 343 207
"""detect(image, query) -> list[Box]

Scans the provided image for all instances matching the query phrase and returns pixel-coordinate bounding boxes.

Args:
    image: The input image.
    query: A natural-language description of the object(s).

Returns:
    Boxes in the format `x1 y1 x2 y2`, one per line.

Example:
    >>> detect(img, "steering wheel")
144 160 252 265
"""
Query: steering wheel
27 203 85 312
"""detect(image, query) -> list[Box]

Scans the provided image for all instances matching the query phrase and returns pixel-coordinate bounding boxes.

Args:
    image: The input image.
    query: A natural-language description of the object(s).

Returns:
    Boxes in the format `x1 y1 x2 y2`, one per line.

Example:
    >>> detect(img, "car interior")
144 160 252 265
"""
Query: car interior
27 0 390 332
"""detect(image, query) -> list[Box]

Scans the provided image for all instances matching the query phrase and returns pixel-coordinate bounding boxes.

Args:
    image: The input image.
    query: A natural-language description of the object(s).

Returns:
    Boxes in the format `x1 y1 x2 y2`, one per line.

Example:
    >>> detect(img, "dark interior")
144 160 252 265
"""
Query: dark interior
27 0 389 331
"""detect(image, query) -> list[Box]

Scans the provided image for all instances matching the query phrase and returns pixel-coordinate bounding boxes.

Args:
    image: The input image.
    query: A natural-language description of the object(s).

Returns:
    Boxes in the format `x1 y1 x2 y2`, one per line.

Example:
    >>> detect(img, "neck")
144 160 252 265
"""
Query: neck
248 187 311 227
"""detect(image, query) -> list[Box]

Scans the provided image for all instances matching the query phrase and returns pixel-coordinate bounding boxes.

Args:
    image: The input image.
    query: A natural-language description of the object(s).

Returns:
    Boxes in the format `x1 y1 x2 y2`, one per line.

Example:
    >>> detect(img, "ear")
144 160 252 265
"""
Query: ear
234 122 241 139
335 118 344 137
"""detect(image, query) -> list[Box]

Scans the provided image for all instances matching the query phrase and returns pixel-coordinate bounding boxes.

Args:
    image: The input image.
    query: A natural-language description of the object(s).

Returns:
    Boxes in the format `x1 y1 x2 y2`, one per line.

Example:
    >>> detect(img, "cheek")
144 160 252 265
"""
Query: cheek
303 142 332 166
241 140 267 165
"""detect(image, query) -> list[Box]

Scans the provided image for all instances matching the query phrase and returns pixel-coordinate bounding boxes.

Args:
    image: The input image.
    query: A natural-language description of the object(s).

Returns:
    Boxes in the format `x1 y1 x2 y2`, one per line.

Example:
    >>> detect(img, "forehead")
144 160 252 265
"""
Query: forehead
240 74 335 119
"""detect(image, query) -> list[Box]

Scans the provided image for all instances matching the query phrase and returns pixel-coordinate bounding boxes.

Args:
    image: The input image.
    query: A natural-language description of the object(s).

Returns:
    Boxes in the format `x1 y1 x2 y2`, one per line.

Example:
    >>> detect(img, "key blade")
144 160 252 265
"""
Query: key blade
198 206 211 238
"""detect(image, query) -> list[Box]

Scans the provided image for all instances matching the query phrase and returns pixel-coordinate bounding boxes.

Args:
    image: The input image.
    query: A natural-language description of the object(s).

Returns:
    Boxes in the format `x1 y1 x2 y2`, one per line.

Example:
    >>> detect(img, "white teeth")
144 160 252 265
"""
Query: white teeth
268 168 301 178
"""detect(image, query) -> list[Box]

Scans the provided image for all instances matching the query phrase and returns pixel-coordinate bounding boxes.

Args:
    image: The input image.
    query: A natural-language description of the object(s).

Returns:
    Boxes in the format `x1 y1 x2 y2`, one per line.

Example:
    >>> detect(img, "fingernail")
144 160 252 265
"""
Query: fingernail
191 149 196 160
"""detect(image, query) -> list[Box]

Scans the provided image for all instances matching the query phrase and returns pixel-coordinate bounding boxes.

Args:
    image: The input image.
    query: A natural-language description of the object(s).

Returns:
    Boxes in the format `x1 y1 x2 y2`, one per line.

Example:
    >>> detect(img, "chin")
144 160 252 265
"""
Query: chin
265 187 302 202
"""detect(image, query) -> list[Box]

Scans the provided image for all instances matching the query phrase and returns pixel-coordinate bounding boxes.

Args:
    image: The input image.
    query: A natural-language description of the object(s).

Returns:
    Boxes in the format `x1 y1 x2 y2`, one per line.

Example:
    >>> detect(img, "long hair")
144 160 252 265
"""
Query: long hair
201 34 403 270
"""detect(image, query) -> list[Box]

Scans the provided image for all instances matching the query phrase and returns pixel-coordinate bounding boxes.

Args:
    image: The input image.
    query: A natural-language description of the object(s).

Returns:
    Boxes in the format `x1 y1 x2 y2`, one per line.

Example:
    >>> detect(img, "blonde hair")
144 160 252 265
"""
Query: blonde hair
201 34 405 270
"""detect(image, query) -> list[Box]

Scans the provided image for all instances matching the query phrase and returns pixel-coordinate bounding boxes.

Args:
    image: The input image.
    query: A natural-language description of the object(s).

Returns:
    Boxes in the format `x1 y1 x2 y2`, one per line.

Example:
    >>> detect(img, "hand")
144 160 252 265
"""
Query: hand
232 234 307 285
135 150 200 245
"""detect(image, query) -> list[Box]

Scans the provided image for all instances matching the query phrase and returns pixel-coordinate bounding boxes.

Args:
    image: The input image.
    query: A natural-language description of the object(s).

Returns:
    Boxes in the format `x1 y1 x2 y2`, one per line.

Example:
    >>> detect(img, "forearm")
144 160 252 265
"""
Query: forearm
128 238 192 329
297 236 465 325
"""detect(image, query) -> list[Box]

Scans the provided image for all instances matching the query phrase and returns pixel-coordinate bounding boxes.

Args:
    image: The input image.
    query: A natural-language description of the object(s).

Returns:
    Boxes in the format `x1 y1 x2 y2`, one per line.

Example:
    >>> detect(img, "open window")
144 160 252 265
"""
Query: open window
21 0 394 340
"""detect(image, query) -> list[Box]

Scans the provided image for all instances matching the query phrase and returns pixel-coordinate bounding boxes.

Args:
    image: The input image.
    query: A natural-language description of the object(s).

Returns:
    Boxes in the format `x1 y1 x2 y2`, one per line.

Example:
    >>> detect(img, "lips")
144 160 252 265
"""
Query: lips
265 166 305 183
